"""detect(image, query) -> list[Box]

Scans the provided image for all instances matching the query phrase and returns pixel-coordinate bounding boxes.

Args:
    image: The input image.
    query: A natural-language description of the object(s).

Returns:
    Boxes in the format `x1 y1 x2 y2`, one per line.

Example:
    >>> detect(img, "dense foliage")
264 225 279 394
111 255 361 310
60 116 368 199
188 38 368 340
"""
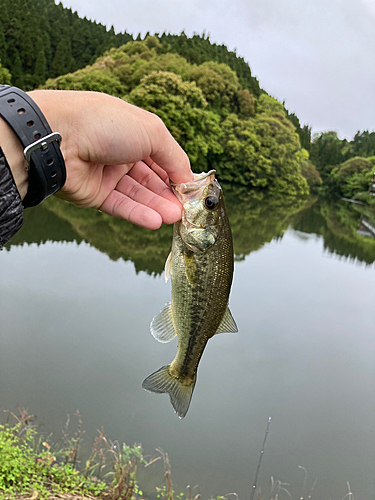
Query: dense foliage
311 130 375 172
157 31 261 97
0 421 106 498
0 0 132 89
1 0 373 199
310 131 375 199
0 0 314 164
43 37 310 196
0 0 259 95
0 60 11 84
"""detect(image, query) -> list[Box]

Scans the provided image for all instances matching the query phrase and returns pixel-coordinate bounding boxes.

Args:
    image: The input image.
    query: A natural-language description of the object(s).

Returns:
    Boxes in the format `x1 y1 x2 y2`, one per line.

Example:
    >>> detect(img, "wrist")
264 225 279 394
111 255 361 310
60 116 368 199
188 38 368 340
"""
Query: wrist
0 86 66 207
0 117 29 199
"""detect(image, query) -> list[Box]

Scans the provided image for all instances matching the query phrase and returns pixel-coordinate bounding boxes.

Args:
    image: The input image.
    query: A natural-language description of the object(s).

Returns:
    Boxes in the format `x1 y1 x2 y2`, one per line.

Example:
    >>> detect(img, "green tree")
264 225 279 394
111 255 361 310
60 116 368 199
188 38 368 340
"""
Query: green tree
299 150 322 190
20 28 35 72
0 21 6 64
350 130 375 157
286 111 312 151
11 49 24 88
128 71 223 165
217 95 309 197
0 60 11 85
44 66 125 96
330 157 374 199
236 89 255 119
34 45 47 85
190 61 240 116
51 37 74 77
310 131 348 175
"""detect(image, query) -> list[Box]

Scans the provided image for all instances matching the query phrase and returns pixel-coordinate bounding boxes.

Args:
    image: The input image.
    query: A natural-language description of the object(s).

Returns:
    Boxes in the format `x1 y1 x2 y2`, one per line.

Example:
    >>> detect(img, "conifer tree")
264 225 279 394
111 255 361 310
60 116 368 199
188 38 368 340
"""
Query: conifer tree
12 49 24 88
51 37 73 77
0 22 6 64
34 40 47 85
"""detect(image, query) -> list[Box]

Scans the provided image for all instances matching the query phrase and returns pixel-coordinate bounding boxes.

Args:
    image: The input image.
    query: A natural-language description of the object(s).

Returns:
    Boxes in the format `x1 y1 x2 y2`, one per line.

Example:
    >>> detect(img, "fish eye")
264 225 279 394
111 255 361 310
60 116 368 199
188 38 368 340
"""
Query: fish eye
204 195 219 211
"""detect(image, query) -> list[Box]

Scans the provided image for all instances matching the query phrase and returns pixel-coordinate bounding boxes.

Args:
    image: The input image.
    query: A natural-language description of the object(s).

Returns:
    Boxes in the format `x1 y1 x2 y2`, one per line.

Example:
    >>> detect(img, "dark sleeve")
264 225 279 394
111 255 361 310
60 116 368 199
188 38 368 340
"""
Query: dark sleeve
0 148 24 248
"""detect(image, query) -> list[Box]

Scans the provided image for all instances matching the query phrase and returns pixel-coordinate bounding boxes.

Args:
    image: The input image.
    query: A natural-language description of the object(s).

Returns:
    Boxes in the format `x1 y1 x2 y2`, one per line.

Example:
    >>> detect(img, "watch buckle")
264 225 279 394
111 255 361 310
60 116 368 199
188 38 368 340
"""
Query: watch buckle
23 132 62 170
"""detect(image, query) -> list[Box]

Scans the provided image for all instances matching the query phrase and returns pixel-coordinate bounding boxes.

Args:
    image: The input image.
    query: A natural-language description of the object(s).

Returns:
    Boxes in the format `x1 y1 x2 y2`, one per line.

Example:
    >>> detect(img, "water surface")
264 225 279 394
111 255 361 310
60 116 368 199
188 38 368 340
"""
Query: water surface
1 193 374 499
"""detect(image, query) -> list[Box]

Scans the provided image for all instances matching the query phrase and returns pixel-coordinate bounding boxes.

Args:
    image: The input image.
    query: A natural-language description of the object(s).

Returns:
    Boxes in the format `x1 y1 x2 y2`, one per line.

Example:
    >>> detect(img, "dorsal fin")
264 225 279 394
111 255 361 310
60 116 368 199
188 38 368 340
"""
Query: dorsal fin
150 302 177 343
216 305 238 334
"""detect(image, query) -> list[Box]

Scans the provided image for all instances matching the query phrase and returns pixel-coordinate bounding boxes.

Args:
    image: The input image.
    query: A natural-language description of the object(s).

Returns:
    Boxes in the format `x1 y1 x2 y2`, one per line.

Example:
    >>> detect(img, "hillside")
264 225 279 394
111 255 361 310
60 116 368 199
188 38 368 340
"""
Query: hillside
42 35 314 197
1 0 373 202
0 0 313 149
0 0 259 95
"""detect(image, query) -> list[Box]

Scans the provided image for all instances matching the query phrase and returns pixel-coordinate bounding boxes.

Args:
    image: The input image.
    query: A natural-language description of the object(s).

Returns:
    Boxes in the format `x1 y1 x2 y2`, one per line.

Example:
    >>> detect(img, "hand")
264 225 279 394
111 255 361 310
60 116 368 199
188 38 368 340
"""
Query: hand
28 90 194 229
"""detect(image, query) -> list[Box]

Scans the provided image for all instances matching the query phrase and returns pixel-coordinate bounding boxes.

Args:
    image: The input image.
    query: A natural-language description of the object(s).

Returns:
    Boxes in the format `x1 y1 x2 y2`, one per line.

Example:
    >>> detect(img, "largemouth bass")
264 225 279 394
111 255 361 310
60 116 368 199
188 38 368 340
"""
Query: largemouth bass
142 170 237 418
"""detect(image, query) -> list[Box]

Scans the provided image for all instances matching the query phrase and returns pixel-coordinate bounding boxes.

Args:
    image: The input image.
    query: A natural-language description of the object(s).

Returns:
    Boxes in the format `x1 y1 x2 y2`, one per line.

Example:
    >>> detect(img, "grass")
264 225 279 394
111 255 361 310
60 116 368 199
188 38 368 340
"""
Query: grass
0 407 179 500
0 408 355 500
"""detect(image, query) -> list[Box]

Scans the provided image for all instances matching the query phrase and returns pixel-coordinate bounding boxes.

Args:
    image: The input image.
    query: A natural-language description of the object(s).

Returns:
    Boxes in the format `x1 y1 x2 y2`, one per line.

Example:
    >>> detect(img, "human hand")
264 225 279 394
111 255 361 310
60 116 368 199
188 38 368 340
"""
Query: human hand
27 90 193 229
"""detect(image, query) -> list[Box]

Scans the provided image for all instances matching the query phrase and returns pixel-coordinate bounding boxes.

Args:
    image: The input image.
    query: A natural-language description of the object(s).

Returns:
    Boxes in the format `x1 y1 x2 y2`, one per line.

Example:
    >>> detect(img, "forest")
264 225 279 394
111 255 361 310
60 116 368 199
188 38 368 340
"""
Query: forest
0 0 374 201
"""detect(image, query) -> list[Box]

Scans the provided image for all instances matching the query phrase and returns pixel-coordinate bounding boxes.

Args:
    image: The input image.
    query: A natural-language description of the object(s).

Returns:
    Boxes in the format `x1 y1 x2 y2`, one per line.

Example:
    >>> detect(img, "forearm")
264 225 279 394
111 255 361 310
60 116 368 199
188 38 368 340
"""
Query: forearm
0 117 28 199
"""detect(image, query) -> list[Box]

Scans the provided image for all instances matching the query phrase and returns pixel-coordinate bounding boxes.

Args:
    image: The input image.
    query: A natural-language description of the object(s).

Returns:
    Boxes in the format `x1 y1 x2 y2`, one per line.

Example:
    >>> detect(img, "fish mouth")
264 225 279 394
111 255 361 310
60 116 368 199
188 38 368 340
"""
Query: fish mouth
170 170 216 193
171 170 220 231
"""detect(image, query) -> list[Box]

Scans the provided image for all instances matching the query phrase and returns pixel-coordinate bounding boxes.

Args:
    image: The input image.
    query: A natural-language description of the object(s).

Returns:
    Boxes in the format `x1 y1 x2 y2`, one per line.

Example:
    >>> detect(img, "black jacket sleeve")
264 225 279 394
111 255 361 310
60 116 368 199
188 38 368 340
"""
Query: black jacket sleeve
0 148 24 248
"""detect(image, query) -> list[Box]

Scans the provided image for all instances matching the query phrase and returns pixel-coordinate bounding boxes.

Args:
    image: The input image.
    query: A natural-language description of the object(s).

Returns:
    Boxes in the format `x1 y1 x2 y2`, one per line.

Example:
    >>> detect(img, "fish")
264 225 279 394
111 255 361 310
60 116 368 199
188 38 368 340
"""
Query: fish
142 170 237 419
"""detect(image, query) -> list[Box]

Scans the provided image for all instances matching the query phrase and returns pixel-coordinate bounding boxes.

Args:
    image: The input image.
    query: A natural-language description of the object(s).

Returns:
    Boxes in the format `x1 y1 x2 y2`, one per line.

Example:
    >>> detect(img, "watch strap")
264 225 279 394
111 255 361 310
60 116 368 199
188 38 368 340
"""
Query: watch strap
0 85 66 208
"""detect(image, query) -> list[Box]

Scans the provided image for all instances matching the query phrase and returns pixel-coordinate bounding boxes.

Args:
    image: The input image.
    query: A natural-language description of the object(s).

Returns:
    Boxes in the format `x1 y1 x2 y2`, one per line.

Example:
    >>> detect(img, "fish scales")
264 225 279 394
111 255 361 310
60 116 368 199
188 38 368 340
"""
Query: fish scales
142 170 237 418
171 219 233 379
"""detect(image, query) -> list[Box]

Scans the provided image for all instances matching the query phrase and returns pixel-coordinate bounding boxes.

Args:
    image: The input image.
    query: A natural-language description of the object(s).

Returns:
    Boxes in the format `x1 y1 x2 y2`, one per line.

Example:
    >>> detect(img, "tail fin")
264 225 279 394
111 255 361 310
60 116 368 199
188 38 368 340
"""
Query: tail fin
142 365 195 419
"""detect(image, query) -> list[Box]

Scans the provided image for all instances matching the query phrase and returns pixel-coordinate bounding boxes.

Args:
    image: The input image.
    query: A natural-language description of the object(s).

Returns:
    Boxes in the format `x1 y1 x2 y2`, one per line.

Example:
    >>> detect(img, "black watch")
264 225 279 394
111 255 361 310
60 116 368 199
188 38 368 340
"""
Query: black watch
0 85 66 208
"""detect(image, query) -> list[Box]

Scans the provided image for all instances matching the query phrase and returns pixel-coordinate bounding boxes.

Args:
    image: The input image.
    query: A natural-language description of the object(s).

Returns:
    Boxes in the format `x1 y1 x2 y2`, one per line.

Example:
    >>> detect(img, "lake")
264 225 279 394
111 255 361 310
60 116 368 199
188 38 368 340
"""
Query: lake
1 190 374 499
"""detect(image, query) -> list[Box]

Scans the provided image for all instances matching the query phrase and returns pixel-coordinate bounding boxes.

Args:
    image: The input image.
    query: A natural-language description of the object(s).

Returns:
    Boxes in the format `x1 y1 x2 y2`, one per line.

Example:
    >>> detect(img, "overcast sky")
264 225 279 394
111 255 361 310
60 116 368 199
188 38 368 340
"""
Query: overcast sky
61 0 375 140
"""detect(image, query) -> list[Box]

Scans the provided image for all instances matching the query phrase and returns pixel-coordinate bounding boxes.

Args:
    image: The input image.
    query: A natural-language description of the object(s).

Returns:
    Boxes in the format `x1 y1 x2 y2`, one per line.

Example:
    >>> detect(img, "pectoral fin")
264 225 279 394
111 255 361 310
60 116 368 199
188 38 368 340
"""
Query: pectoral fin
164 250 173 283
150 302 177 343
216 305 238 334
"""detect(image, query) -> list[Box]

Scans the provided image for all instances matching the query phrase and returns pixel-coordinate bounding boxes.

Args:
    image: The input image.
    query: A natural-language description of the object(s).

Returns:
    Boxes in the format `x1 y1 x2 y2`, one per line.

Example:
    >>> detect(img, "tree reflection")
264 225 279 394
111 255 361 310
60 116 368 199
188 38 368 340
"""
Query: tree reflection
6 186 375 272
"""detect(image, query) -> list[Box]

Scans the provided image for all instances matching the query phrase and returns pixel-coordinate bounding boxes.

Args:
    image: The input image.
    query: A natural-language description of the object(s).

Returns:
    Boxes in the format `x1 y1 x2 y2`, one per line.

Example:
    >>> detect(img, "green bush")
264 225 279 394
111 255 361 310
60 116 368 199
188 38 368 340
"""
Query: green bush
330 157 374 199
0 423 106 498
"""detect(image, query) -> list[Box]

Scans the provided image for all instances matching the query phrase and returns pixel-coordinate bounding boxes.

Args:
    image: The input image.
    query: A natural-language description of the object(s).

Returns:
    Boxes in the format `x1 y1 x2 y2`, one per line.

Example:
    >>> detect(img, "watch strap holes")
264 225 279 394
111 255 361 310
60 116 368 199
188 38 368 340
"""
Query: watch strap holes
47 158 54 166
27 120 34 127
7 98 15 104
17 108 25 114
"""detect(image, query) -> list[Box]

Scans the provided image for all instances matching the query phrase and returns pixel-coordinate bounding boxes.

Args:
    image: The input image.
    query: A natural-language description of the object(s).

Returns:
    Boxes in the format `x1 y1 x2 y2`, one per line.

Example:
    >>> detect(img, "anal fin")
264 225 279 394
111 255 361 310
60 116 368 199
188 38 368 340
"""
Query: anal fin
216 305 238 334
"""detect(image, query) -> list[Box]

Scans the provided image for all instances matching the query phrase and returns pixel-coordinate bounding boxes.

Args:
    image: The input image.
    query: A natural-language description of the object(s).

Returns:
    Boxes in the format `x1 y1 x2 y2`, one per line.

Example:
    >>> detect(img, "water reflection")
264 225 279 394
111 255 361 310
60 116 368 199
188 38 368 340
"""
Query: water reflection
1 188 375 498
358 214 375 239
291 198 375 265
5 188 375 268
